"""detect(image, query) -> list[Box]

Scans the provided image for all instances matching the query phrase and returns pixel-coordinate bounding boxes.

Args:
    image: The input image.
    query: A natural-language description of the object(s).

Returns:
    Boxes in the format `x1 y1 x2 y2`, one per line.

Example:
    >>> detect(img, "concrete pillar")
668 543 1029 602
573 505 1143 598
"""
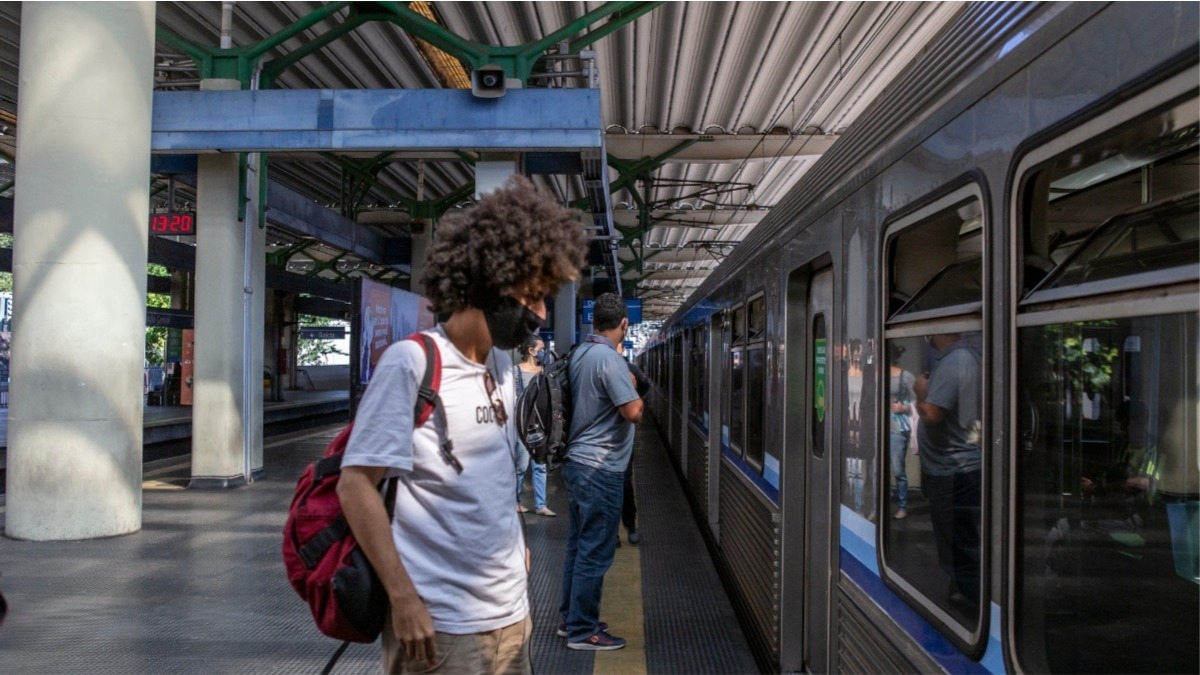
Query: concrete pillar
7 2 156 540
191 79 265 486
554 282 578 355
246 155 265 477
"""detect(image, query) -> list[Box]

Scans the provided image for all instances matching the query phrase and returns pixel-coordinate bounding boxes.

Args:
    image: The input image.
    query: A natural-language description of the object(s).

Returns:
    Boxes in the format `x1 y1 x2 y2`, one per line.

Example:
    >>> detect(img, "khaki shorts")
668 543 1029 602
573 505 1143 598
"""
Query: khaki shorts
381 614 532 674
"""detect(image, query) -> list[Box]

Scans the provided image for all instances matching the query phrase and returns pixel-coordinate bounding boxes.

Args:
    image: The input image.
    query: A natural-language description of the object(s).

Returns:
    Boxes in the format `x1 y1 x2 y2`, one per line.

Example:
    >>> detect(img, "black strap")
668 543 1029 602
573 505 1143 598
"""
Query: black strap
321 640 352 675
314 454 342 481
300 478 395 569
299 515 350 569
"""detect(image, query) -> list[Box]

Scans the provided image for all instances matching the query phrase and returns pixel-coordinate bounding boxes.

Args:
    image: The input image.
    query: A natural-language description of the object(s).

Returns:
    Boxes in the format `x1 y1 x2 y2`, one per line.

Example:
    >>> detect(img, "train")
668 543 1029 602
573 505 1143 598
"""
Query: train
636 3 1198 673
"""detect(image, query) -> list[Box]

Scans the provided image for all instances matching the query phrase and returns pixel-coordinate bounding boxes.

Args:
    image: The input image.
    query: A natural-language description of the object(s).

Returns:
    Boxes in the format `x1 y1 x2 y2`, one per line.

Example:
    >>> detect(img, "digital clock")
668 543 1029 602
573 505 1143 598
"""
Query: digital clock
149 212 197 236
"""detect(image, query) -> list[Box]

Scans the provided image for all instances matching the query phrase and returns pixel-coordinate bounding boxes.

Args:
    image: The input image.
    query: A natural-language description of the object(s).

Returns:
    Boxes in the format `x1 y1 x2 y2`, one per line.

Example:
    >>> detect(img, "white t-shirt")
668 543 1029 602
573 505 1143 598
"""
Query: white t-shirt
342 326 528 634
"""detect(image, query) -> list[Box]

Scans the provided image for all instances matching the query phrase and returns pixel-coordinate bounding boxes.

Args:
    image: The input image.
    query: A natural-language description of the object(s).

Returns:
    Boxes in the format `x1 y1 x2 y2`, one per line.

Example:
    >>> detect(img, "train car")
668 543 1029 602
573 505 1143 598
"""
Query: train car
638 3 1198 672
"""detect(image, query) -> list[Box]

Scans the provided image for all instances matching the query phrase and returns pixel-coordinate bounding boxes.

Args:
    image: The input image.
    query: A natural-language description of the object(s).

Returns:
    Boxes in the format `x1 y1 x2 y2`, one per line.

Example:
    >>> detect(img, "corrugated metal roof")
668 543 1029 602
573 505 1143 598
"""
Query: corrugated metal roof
0 1 965 317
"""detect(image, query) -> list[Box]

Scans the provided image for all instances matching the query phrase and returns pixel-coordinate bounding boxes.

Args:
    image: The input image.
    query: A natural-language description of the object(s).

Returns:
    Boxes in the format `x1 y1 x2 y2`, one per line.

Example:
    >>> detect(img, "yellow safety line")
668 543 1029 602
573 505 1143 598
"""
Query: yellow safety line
594 532 647 675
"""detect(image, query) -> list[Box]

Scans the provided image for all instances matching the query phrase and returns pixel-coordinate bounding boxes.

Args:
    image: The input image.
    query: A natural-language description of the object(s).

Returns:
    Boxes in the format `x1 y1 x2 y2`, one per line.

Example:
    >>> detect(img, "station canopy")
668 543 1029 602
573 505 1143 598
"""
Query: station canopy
0 2 964 320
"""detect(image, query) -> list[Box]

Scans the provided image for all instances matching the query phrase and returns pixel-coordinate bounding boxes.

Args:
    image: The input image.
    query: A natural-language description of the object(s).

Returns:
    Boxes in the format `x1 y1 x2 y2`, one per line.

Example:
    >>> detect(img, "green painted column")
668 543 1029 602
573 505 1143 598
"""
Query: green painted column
7 2 156 540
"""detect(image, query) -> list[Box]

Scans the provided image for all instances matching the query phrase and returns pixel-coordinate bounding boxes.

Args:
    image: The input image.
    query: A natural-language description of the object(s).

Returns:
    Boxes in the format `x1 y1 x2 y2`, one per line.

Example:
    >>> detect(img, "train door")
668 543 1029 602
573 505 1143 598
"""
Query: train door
781 265 836 673
707 312 723 540
804 268 836 673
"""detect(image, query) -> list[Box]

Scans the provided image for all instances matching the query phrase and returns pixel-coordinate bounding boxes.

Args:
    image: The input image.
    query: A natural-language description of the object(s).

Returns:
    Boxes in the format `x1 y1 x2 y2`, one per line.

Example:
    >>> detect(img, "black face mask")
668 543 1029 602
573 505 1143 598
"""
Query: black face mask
484 297 544 350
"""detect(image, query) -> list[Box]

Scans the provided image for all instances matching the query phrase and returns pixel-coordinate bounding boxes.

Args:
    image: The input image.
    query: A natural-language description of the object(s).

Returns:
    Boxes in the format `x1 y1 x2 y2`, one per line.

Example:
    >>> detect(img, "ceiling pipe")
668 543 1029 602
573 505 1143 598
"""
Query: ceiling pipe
220 2 235 50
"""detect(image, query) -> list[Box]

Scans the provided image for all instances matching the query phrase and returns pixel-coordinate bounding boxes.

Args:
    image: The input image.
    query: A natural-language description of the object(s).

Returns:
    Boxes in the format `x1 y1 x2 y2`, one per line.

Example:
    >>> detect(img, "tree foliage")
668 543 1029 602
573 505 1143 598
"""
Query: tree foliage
298 313 348 366
145 264 171 366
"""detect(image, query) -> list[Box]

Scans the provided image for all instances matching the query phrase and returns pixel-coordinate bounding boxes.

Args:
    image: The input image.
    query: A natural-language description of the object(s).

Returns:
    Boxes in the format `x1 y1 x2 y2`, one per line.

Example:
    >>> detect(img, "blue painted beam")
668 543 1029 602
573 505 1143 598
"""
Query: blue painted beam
264 180 392 268
152 89 603 153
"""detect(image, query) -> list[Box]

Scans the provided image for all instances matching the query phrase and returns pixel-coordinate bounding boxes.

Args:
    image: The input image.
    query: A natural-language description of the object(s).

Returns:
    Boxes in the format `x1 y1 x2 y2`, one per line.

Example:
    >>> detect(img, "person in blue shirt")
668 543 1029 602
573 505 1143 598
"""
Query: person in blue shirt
558 293 645 650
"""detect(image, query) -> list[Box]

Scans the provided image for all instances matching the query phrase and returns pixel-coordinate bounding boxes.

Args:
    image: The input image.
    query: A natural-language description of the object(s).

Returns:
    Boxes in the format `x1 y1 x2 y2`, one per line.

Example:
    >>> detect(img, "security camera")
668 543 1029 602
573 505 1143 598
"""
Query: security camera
471 64 507 99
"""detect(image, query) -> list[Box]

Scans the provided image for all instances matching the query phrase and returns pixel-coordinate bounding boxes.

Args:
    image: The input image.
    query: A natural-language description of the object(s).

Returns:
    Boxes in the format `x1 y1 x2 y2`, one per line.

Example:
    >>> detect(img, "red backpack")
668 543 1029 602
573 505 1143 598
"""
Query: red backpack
283 333 449 646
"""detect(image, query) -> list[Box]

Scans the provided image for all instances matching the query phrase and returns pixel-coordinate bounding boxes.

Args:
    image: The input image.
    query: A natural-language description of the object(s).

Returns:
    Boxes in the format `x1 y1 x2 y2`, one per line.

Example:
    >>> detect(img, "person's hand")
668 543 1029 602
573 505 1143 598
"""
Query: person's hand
1081 476 1096 497
890 400 908 414
913 373 929 401
389 589 437 668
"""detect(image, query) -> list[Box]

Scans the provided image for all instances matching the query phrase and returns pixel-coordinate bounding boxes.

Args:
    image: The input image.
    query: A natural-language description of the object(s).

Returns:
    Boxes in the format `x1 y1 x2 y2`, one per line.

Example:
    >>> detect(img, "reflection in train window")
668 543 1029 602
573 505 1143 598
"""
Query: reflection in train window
721 307 736 453
731 321 745 457
672 333 683 412
690 323 708 430
882 187 986 642
1014 98 1200 674
745 295 767 470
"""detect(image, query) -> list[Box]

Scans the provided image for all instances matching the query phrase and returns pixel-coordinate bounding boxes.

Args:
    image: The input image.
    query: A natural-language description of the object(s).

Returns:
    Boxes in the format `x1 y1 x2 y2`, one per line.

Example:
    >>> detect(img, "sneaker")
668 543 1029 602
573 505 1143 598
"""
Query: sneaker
567 630 625 651
557 620 607 638
894 509 908 520
516 504 529 513
627 530 641 545
536 507 556 517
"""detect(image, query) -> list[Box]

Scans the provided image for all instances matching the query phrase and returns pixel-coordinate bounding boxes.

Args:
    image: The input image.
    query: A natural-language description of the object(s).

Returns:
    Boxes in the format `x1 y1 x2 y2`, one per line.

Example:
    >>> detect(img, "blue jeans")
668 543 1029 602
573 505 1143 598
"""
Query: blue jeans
514 440 548 510
559 461 623 640
889 430 909 511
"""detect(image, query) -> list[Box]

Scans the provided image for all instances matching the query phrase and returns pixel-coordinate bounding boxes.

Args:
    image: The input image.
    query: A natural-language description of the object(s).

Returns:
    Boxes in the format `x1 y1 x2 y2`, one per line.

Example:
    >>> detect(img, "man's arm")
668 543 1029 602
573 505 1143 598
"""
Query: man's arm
338 466 437 667
619 397 644 423
913 372 947 423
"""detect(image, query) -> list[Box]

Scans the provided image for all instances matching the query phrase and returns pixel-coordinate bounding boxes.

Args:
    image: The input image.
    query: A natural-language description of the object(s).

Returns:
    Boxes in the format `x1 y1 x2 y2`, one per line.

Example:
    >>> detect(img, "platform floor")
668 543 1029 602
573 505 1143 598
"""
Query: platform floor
0 420 758 674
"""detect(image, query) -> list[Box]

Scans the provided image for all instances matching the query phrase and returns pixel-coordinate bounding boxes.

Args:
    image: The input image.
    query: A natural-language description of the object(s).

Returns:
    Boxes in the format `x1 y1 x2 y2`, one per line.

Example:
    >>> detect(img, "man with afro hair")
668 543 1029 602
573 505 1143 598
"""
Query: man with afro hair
338 175 586 673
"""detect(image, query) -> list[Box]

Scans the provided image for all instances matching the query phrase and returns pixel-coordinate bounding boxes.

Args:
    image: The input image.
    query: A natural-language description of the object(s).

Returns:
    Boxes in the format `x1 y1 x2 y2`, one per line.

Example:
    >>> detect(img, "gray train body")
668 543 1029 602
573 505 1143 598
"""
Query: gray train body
639 3 1199 673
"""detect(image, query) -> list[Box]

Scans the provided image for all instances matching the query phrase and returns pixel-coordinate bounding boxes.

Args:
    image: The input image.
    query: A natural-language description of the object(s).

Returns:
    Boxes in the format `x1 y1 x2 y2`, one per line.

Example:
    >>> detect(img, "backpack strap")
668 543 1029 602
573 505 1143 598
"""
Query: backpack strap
405 333 460 474
407 334 441 426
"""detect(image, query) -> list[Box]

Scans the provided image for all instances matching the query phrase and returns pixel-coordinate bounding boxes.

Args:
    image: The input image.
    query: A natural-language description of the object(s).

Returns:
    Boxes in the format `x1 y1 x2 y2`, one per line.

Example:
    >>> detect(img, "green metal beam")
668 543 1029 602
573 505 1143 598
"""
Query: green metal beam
374 1 661 82
158 2 353 85
267 239 315 268
607 138 707 195
568 2 666 52
374 2 491 65
308 252 348 277
261 12 370 88
160 1 664 88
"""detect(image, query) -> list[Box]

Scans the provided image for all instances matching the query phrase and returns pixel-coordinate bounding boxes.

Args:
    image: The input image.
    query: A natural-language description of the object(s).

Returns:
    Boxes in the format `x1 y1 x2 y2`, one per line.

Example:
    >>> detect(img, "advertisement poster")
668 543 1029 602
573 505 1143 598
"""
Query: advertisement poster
358 279 436 386
180 328 195 406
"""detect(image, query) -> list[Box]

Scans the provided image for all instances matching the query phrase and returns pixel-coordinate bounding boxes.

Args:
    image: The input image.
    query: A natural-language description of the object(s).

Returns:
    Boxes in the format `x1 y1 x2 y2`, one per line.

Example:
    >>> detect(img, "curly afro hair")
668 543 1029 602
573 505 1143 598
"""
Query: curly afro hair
421 175 588 314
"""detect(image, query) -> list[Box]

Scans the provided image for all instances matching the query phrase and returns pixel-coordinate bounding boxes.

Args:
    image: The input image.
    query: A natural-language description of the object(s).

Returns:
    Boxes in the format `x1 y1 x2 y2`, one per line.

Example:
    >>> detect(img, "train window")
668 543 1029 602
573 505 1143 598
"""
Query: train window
720 310 733 452
881 185 986 645
673 333 684 411
1013 96 1199 674
729 304 746 457
746 295 767 470
690 323 708 430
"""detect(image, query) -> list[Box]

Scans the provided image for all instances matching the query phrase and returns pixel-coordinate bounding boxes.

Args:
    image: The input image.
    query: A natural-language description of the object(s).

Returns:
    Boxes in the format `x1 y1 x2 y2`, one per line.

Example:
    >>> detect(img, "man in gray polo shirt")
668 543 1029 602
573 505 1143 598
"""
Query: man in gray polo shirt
914 332 983 606
558 293 645 651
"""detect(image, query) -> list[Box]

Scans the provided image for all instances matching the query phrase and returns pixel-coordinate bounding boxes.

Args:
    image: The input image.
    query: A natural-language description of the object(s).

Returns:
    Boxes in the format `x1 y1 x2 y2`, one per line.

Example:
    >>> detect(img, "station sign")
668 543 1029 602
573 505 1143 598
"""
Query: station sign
581 298 643 325
146 308 193 329
300 326 346 340
626 299 643 324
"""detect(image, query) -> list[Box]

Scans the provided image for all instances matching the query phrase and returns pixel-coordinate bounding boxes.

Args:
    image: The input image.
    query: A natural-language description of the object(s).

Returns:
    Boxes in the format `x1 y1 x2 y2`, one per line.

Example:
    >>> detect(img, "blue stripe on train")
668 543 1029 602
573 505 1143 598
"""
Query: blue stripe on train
720 446 780 504
839 508 1006 674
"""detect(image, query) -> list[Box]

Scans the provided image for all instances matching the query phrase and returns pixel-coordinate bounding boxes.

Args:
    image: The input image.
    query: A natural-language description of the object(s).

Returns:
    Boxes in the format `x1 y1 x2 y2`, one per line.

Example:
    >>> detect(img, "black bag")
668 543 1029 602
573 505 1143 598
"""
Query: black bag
516 344 586 469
